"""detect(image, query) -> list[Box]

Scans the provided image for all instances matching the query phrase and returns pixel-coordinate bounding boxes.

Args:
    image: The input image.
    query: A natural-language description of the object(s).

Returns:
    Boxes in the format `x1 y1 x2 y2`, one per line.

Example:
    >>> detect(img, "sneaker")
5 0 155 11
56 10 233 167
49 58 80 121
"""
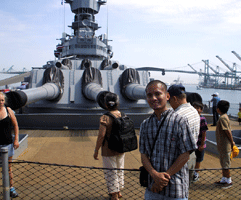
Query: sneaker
214 181 226 185
10 187 19 198
220 182 233 189
193 173 199 182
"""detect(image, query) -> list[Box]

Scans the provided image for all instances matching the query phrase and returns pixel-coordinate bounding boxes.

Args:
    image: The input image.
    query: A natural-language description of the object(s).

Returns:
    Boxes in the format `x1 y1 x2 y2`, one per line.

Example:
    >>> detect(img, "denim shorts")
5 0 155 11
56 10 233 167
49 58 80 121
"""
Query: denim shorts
195 149 205 163
145 189 188 200
0 143 14 158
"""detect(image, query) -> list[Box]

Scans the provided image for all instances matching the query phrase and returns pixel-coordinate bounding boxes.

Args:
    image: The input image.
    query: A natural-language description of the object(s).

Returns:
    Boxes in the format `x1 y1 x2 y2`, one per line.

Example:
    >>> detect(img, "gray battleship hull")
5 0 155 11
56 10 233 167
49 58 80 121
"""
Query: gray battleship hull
16 112 152 130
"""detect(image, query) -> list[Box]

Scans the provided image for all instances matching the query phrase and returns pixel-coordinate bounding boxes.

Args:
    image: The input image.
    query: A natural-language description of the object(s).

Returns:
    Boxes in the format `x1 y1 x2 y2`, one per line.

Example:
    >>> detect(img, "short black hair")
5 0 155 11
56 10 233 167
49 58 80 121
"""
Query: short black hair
145 80 167 92
217 100 230 114
104 92 119 111
192 101 204 110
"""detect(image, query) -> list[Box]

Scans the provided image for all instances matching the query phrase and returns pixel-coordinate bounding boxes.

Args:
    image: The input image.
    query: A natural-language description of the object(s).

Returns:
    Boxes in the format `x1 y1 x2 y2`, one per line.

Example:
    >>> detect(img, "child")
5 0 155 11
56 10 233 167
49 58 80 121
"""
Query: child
215 100 235 189
238 108 241 125
192 102 208 182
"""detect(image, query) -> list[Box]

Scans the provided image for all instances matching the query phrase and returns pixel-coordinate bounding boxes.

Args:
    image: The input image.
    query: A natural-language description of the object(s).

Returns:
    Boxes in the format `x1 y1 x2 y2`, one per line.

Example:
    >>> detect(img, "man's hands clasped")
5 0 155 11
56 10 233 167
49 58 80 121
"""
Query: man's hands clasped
151 171 171 193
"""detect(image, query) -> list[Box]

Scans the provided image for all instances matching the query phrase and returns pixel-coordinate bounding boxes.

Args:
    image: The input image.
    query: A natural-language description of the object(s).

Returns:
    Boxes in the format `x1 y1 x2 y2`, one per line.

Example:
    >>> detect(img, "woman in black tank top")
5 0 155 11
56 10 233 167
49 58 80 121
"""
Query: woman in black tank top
0 92 19 198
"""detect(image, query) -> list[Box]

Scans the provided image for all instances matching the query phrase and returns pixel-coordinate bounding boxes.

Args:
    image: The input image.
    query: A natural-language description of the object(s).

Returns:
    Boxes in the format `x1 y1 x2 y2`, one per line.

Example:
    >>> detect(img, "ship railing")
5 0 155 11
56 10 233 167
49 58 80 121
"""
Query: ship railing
1 155 241 199
203 100 239 119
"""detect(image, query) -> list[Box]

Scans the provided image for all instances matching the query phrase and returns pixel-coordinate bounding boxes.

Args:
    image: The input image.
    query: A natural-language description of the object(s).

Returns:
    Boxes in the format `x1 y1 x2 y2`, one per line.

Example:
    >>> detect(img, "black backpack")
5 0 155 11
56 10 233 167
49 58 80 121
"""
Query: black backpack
105 112 138 153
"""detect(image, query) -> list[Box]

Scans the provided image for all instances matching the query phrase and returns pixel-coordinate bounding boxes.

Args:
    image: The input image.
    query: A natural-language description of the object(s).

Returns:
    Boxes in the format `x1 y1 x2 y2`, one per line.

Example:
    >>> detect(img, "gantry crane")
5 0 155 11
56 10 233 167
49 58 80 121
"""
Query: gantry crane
216 55 236 72
216 55 238 86
231 51 241 62
202 60 219 74
187 64 203 76
201 60 220 87
7 65 14 72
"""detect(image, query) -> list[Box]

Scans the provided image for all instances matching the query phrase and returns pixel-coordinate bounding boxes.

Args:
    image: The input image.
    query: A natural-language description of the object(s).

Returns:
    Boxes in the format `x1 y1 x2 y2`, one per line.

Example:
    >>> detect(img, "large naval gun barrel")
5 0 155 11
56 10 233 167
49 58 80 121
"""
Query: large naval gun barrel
55 58 73 70
119 68 203 104
6 66 64 110
120 68 146 101
82 67 112 109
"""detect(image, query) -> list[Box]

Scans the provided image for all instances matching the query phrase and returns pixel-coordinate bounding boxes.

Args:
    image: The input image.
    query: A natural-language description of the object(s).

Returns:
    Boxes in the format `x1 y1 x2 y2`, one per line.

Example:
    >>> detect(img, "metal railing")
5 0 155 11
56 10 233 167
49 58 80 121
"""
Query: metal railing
203 100 239 118
1 150 241 199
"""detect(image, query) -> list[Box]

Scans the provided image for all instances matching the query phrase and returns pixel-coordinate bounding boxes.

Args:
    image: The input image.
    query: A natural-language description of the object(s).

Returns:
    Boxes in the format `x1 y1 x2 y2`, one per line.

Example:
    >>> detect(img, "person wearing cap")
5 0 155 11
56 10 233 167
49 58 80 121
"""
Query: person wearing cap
211 92 221 126
167 84 200 185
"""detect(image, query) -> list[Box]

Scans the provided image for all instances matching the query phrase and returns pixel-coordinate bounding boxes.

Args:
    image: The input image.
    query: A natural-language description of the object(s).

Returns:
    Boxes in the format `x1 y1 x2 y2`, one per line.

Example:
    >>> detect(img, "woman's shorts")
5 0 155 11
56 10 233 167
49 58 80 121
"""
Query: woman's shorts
0 143 14 158
238 118 241 122
195 149 205 163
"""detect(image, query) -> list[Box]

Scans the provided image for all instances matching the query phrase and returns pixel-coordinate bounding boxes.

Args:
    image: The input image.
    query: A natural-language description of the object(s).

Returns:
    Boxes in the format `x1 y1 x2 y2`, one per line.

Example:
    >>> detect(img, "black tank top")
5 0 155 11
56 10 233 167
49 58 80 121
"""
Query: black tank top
0 107 13 145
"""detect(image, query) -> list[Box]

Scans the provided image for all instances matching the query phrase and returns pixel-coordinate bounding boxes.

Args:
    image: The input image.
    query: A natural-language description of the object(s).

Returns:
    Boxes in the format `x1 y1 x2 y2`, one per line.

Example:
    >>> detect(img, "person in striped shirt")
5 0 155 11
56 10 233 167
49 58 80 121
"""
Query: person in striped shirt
167 84 200 185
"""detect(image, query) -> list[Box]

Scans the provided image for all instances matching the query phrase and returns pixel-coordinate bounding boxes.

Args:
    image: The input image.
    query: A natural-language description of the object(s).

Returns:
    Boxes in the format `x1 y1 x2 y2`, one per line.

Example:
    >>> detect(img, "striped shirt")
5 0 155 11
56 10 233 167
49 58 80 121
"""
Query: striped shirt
139 109 197 199
174 103 200 143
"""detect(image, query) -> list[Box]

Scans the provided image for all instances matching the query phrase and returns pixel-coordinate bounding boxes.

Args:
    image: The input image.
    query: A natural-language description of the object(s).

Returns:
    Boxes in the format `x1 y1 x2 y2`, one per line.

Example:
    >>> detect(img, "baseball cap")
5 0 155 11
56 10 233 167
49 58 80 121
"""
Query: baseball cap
211 92 219 96
167 84 185 97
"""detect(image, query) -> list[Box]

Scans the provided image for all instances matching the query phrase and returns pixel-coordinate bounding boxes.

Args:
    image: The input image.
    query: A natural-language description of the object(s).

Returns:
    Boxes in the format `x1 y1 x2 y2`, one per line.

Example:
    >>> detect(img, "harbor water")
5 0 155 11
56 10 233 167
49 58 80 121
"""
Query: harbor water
0 73 20 89
184 84 241 117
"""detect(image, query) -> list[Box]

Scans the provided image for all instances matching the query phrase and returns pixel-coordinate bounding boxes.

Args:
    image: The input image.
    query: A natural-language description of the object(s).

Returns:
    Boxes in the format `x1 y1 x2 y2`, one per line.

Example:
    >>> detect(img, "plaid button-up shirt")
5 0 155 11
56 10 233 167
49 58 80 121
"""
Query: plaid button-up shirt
139 109 197 199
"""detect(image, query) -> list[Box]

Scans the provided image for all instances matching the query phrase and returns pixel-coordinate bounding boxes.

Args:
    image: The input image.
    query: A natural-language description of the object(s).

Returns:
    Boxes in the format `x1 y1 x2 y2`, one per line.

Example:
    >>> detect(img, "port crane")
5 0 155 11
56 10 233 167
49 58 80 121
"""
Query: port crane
216 55 239 87
202 60 219 74
187 64 203 76
231 51 241 62
1 65 27 74
201 60 220 87
216 55 236 72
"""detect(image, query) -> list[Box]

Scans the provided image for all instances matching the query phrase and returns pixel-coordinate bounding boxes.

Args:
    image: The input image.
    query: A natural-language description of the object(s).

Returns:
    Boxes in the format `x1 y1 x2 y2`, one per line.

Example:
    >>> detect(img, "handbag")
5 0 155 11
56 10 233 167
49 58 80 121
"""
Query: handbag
139 111 169 187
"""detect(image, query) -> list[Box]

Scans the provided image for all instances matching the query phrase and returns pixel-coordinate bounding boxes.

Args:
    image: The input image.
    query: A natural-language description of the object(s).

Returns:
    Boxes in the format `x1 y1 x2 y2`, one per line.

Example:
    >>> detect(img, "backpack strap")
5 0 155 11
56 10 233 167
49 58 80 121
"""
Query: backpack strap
102 111 119 146
105 111 124 119
120 112 125 118
105 111 116 119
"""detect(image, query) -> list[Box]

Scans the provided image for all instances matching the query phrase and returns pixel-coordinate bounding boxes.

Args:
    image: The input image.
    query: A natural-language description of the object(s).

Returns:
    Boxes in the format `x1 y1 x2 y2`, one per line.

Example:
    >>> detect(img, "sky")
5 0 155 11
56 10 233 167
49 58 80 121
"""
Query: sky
1 0 241 84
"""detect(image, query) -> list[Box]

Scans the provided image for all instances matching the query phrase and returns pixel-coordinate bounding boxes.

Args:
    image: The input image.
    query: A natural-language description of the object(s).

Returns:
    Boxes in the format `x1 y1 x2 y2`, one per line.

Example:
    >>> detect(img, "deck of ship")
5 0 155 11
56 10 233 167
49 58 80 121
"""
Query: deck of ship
16 119 241 169
1 119 239 200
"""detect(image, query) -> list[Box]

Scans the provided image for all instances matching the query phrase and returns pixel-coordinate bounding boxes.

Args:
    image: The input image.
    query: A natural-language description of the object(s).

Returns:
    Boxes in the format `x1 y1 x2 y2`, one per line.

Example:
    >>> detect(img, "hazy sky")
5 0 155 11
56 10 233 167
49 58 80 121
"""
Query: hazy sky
1 0 241 84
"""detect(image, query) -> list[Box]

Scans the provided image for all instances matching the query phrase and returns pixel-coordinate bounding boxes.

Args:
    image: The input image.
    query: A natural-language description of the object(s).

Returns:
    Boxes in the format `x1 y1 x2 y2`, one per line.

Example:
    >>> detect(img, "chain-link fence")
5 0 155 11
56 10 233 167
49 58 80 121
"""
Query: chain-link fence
1 159 241 200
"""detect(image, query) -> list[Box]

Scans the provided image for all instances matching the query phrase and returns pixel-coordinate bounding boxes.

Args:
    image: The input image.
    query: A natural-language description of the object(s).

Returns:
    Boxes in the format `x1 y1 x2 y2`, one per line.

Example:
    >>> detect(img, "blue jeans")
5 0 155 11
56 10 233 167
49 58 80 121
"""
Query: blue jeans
145 189 188 200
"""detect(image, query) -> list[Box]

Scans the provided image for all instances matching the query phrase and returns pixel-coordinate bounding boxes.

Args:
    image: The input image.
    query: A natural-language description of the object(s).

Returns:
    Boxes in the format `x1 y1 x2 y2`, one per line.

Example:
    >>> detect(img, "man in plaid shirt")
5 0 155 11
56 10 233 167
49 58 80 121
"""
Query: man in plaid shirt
139 80 197 199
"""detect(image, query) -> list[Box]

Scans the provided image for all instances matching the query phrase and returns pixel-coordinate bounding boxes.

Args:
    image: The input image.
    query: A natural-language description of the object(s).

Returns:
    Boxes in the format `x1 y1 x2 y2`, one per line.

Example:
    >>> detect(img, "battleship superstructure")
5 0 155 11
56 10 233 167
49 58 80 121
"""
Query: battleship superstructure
6 0 153 129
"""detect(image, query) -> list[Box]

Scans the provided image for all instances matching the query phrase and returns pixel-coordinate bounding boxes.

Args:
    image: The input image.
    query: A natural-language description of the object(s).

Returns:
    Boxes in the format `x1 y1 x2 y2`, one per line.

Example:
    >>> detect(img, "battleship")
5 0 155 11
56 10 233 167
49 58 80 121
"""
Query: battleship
4 0 154 130
3 0 201 130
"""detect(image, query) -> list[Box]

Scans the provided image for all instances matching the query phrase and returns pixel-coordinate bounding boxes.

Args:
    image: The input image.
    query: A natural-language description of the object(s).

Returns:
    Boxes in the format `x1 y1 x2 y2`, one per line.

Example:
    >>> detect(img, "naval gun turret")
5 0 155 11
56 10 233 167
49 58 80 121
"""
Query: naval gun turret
5 0 153 130
6 67 63 110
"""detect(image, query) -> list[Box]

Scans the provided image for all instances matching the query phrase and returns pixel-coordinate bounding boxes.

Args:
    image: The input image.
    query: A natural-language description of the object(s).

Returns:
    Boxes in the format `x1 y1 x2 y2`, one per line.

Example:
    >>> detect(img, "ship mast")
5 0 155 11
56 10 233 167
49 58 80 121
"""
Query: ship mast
58 0 110 60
